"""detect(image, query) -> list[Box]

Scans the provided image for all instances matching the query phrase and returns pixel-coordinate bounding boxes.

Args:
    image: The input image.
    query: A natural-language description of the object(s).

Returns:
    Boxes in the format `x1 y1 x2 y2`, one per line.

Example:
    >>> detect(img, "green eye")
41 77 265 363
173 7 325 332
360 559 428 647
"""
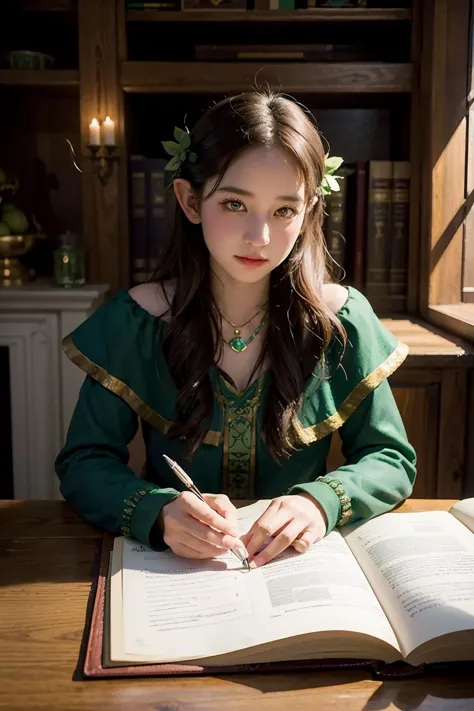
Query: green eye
276 206 295 218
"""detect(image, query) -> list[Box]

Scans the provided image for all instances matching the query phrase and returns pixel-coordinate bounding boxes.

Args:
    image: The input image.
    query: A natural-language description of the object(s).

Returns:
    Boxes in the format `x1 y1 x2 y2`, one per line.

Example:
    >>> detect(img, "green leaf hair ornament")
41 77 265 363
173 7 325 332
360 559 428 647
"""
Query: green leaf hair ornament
162 125 344 199
161 126 197 184
321 154 344 195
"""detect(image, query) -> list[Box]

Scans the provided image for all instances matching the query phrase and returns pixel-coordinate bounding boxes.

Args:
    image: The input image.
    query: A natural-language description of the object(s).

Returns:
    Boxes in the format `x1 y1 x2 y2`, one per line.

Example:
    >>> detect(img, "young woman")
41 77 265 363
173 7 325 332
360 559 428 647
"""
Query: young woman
55 89 416 568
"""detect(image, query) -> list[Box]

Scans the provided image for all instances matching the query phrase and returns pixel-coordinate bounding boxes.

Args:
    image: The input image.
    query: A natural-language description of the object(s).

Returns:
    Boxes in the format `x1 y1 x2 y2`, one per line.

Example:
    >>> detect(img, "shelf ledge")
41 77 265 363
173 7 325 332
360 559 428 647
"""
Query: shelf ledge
0 69 79 87
121 61 412 94
126 8 412 23
427 304 474 345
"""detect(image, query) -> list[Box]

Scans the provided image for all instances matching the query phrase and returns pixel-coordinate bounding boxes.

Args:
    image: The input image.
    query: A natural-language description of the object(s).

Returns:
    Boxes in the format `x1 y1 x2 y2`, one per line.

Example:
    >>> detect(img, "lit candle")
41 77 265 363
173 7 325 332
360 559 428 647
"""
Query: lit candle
89 118 100 146
102 116 116 146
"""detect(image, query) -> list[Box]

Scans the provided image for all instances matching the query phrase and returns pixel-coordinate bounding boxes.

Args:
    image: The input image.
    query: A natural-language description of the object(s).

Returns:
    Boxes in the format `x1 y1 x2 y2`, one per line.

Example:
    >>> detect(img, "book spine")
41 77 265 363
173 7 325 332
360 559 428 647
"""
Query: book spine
316 1 357 6
129 155 149 286
365 160 392 299
352 160 367 290
324 167 350 282
147 158 167 280
389 161 410 296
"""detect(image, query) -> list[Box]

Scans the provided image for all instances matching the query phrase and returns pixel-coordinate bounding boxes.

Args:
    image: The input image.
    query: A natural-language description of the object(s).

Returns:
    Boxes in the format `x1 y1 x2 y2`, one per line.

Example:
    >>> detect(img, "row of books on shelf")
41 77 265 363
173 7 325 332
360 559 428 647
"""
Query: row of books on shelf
129 155 410 307
323 159 410 302
127 1 410 11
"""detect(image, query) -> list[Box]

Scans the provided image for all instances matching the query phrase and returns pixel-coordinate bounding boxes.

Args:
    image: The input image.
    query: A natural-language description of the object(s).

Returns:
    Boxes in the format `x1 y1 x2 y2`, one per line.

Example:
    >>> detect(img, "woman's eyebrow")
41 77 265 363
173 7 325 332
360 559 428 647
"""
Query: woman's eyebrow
217 186 303 203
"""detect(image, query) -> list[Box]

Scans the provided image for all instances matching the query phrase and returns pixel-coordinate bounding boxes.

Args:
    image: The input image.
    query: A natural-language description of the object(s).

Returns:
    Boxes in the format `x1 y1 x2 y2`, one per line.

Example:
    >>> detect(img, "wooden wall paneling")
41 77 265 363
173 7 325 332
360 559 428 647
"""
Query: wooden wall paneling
437 368 468 498
326 369 440 499
116 0 130 288
465 368 474 496
463 0 474 305
117 0 127 62
78 0 128 293
463 103 474 303
463 0 474 302
0 90 82 266
407 0 422 313
419 0 471 312
391 383 439 499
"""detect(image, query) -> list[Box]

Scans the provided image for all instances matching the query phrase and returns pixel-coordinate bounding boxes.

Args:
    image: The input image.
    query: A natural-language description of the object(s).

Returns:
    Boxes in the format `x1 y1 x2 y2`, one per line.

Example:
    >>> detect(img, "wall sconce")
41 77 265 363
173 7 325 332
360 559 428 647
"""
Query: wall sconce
86 116 118 185
66 116 119 185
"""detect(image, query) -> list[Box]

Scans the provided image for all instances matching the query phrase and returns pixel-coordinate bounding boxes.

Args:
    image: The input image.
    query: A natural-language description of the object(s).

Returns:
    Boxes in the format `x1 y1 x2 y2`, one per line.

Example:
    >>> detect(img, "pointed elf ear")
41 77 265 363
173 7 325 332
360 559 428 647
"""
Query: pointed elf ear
173 178 201 224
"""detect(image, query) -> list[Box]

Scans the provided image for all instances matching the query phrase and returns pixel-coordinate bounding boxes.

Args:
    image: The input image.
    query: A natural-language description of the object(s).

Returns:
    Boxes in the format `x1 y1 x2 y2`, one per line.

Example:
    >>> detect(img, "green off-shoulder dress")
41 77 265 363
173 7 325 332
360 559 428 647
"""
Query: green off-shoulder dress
55 286 417 549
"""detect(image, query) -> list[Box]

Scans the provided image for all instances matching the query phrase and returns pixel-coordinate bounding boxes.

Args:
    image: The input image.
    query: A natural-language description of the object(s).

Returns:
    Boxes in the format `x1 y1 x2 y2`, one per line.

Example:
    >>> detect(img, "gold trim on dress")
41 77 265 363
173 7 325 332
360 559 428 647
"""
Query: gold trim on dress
292 340 409 445
62 333 222 447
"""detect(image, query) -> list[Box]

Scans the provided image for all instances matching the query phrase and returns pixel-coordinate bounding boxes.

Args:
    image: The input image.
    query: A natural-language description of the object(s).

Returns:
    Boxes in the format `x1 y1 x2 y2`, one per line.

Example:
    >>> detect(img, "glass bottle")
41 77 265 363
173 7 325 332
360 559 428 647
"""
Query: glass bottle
53 230 85 288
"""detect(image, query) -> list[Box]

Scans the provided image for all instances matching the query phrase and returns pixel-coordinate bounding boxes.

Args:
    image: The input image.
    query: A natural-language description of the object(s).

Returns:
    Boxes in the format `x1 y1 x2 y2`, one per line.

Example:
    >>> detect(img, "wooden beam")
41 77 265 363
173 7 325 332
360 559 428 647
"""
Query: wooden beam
419 0 471 312
407 0 423 312
437 369 468 499
121 61 412 94
78 0 129 294
126 8 412 22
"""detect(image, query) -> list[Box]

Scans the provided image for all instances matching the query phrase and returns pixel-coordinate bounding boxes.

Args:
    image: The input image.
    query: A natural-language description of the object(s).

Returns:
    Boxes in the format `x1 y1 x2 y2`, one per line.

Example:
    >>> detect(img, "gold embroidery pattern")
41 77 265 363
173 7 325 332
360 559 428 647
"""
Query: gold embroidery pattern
62 333 222 447
215 377 264 500
63 334 408 454
316 476 353 525
293 340 409 446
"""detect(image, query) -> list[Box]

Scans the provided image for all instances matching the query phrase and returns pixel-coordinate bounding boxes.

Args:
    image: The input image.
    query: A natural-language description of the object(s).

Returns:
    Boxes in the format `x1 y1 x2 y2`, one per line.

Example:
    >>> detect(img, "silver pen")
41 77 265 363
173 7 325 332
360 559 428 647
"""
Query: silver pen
163 454 249 569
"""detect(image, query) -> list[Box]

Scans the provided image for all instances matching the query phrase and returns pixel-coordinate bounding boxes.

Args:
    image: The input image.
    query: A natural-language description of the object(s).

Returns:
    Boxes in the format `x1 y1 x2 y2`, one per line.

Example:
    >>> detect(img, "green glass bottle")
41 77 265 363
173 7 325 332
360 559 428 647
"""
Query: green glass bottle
53 230 85 288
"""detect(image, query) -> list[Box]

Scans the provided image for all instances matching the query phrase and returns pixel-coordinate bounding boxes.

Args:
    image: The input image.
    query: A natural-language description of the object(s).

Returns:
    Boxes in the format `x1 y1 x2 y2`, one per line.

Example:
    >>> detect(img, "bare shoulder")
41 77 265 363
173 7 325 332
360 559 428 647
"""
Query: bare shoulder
128 281 175 320
322 283 349 315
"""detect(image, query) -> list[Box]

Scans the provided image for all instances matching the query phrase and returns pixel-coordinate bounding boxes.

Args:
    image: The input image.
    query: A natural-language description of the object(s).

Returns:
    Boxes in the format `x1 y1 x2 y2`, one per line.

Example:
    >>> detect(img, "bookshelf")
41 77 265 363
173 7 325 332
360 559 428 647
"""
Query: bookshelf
120 62 412 93
0 69 79 87
1 0 473 499
126 8 412 21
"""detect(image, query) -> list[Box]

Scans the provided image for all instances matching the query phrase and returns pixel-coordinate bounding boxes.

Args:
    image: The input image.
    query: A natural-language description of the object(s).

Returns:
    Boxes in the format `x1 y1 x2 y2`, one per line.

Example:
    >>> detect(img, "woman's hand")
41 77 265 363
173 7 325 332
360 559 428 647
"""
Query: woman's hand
240 493 327 568
157 492 244 560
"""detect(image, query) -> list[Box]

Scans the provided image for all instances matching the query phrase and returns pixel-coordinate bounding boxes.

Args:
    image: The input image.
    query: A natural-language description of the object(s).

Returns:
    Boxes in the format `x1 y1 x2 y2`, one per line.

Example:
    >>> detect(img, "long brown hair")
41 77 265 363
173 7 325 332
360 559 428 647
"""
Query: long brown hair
152 89 346 461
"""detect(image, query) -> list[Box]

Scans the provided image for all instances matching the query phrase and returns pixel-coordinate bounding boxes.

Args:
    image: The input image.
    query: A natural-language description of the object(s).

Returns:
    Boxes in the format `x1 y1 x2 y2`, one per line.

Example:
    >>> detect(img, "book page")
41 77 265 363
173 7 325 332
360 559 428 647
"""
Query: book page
450 497 474 533
116 501 401 663
342 511 474 659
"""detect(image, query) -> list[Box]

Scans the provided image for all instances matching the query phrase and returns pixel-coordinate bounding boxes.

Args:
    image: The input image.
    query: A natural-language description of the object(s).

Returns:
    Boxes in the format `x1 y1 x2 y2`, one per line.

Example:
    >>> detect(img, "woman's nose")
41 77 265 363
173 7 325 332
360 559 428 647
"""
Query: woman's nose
244 220 270 246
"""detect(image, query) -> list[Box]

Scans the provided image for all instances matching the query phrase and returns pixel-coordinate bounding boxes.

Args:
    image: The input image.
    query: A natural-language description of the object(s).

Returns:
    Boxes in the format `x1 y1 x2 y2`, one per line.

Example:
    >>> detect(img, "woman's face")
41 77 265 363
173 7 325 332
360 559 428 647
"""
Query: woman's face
199 145 308 286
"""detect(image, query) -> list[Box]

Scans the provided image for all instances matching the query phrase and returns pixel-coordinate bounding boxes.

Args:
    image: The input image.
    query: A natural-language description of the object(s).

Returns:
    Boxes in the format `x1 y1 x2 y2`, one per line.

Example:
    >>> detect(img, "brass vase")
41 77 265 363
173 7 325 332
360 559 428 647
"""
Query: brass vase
0 234 36 286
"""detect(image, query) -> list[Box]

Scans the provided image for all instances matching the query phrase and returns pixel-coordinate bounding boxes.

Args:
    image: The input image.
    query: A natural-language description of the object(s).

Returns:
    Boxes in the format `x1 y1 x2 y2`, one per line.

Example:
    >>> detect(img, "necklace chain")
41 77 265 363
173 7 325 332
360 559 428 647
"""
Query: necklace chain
220 305 265 331
219 306 267 354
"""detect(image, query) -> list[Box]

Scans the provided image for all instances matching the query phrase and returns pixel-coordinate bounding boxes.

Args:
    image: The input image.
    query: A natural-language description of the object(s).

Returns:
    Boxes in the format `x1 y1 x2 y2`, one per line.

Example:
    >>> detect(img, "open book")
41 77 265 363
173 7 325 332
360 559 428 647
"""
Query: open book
105 498 474 669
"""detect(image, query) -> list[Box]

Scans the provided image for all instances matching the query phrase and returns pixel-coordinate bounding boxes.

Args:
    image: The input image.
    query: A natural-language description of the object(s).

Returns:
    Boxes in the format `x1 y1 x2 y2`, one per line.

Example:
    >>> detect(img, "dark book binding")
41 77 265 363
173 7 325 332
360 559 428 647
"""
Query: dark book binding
389 161 410 296
129 155 148 286
365 160 392 299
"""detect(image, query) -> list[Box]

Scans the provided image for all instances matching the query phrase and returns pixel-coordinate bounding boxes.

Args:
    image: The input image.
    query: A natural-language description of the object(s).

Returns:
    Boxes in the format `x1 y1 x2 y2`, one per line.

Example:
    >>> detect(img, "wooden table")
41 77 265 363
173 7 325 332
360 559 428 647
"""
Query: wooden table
1 498 474 711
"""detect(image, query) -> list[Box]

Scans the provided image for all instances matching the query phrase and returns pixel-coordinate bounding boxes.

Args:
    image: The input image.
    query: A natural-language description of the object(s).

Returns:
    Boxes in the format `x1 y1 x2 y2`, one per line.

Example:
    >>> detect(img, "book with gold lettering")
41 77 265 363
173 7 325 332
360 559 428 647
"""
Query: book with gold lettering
84 498 474 678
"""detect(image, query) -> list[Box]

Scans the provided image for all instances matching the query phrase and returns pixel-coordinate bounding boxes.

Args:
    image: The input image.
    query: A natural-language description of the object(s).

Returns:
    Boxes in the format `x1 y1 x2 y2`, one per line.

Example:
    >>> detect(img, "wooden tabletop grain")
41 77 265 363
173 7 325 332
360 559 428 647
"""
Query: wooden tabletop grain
1 498 474 711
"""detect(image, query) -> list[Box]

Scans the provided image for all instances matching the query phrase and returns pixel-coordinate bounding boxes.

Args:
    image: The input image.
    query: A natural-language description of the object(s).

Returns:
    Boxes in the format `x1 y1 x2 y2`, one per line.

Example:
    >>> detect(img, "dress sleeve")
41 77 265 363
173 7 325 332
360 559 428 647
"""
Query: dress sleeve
54 291 180 548
288 288 417 534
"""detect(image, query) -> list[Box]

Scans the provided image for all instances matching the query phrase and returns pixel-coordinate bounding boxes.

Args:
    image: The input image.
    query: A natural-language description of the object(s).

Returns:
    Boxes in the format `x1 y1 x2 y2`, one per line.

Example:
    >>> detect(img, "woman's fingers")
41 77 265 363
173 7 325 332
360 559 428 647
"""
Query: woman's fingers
242 502 288 558
249 521 307 567
179 531 229 557
292 529 317 553
172 539 223 560
203 493 240 534
183 513 240 550
180 491 240 536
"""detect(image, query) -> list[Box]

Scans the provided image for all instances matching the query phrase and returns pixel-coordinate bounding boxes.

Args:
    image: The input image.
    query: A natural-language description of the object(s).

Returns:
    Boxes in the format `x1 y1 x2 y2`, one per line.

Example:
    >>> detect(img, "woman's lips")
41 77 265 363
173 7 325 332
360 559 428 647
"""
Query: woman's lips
235 256 269 267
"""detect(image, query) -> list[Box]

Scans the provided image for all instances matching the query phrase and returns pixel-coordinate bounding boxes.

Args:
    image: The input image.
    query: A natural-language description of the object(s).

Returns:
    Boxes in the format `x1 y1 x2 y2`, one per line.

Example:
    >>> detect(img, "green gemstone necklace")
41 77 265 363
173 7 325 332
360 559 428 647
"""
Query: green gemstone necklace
221 307 267 353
